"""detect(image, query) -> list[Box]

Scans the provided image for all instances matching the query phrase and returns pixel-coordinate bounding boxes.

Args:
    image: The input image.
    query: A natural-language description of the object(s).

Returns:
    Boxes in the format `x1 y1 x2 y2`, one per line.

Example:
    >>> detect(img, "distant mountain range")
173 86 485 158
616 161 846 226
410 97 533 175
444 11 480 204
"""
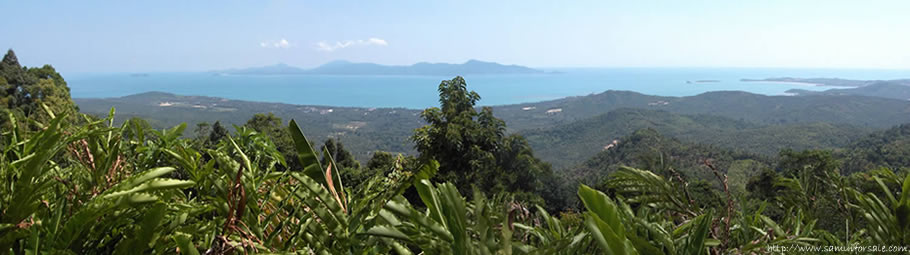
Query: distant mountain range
217 60 546 76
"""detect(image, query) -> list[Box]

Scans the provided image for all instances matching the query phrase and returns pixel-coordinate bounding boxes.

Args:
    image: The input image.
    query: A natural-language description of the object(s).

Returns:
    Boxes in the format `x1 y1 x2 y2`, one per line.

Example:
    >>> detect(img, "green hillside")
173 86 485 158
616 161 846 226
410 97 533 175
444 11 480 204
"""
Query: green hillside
76 92 425 161
522 108 867 168
560 128 771 189
77 88 910 168
840 124 910 174
494 90 910 130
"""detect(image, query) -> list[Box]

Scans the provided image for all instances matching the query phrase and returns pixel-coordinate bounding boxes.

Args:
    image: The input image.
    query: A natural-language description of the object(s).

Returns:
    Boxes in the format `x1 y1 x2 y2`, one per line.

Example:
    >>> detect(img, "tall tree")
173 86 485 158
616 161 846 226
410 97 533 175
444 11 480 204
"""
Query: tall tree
194 122 212 141
413 76 555 202
0 49 35 88
0 49 77 128
208 121 229 146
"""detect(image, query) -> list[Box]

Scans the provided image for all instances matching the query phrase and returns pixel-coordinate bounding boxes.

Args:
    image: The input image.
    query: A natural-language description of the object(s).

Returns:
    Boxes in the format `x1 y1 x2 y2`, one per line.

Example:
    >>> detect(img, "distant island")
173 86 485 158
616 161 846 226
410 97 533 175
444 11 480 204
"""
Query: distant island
740 77 910 100
217 59 547 76
741 77 910 87
219 63 309 75
687 80 720 84
785 81 910 100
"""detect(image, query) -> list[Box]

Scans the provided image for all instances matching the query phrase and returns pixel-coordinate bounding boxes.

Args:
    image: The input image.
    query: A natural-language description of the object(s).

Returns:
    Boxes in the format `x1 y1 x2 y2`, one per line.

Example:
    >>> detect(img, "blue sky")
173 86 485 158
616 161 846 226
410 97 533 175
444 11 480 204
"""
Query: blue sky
2 0 909 73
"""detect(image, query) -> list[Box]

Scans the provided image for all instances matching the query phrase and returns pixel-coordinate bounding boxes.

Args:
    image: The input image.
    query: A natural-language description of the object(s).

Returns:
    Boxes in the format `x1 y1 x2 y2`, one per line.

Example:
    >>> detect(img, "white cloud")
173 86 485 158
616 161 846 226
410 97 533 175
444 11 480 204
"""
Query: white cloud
316 37 388 52
260 38 292 49
366 38 388 46
275 39 290 48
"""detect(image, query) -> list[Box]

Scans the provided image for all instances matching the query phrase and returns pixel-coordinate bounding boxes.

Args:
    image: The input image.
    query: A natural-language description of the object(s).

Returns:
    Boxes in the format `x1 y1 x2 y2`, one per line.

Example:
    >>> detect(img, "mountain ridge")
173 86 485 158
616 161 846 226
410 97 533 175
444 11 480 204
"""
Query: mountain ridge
75 89 910 167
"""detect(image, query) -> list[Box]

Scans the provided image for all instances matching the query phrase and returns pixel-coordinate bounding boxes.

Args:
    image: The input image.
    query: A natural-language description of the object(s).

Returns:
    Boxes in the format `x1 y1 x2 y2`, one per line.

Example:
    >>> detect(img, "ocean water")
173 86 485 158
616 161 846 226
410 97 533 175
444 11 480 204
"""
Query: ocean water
66 68 910 109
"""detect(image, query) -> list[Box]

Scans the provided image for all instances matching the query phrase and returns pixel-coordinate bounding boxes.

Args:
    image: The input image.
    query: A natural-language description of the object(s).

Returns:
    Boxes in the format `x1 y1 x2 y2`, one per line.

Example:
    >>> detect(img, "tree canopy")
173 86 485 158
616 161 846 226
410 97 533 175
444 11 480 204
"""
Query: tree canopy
413 76 557 205
0 49 78 129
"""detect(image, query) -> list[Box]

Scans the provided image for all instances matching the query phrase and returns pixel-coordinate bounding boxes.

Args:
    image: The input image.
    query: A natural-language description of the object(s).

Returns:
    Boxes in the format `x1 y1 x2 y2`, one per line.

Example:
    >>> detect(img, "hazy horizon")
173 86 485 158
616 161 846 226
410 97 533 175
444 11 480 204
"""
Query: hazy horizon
60 63 910 77
3 1 910 73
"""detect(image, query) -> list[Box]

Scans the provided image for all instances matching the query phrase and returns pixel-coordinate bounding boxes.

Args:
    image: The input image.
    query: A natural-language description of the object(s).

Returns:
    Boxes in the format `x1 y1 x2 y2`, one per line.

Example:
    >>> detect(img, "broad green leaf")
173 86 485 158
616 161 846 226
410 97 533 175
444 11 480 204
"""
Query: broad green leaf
288 119 327 186
105 179 196 199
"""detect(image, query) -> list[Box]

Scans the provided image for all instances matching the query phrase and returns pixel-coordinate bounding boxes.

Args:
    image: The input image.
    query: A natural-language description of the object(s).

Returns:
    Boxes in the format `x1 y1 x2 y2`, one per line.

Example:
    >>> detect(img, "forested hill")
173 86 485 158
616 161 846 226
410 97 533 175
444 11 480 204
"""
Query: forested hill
840 124 910 174
521 108 866 168
76 89 910 166
75 92 426 161
493 90 910 130
76 89 910 134
555 124 910 209
565 123 910 199
560 129 771 197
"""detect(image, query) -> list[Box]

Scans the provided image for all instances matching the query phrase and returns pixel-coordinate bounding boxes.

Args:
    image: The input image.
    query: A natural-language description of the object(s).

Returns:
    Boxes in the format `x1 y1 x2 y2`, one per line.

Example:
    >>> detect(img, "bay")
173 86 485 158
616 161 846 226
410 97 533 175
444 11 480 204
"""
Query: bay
66 68 910 109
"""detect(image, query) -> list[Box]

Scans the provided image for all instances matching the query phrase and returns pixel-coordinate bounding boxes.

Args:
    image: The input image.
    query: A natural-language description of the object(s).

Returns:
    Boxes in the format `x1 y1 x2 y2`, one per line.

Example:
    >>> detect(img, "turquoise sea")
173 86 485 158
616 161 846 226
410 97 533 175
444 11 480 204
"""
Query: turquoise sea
67 68 910 109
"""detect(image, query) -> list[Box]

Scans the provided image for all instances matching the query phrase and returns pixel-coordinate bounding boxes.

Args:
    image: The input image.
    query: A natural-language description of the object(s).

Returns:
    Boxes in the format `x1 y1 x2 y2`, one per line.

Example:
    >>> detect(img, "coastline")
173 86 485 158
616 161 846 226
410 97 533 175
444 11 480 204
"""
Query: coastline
740 80 823 87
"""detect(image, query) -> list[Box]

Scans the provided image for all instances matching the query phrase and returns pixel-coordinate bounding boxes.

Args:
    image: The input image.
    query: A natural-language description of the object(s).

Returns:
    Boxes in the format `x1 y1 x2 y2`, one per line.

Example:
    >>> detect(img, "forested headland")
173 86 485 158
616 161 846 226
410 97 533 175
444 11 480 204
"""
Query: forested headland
3 49 910 254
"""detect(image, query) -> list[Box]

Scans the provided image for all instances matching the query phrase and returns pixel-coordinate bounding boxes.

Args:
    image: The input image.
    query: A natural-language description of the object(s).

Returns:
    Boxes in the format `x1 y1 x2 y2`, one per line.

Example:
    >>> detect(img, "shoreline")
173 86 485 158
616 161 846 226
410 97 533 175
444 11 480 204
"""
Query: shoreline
741 80 823 87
